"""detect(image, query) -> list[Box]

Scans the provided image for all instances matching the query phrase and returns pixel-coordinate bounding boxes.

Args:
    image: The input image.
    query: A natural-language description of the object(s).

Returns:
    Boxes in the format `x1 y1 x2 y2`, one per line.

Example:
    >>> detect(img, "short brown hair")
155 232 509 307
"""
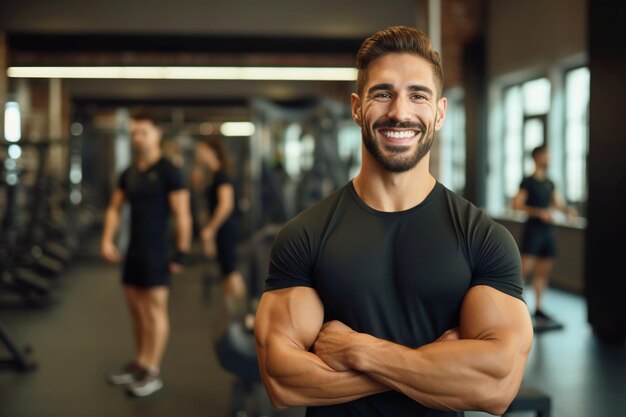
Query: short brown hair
129 107 159 126
199 136 234 176
356 26 444 96
532 145 548 160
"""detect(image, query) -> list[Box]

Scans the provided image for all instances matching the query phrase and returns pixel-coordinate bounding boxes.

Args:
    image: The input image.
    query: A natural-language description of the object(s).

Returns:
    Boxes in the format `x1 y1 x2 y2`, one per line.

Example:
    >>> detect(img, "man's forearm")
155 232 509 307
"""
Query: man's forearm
261 345 387 408
174 211 192 252
348 335 521 414
206 201 232 232
101 207 120 244
519 205 543 218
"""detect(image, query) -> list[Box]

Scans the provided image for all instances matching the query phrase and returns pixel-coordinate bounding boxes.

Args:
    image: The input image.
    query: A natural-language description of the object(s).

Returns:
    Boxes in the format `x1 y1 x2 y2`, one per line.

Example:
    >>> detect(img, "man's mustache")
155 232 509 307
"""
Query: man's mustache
372 118 426 131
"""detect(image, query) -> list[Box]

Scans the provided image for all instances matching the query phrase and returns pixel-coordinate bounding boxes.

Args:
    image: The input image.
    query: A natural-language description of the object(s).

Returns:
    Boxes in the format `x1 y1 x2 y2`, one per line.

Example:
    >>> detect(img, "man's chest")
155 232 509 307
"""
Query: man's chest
126 169 166 205
312 214 473 309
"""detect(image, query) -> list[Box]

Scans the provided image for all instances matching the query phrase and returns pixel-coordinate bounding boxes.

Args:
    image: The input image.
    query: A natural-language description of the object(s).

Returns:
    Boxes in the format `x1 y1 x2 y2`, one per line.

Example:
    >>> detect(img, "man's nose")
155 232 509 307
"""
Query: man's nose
387 96 412 122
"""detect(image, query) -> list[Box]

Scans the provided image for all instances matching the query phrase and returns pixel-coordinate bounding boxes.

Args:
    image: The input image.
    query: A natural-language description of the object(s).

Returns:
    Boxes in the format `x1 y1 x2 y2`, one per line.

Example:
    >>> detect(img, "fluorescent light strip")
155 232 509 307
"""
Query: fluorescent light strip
7 66 358 81
220 122 256 137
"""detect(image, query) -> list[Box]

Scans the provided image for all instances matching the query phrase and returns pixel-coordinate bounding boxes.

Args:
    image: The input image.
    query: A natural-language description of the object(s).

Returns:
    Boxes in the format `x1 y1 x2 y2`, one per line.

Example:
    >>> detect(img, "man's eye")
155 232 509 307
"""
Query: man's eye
412 95 427 100
375 93 392 99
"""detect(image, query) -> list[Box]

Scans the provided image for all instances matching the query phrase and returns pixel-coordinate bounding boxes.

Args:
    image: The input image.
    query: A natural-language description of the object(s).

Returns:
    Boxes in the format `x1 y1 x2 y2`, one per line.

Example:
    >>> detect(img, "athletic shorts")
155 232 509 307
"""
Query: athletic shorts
216 219 239 278
521 223 556 258
122 249 170 288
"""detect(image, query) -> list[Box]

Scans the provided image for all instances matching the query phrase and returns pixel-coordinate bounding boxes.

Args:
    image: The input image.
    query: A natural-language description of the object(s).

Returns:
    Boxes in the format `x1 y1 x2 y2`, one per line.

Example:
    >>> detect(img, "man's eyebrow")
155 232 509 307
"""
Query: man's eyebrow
367 83 434 96
367 83 393 94
407 84 434 96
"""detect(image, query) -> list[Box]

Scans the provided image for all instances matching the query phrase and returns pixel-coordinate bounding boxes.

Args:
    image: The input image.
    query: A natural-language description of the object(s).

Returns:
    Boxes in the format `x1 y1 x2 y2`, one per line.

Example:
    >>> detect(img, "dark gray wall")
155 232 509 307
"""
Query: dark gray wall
0 0 416 37
487 0 587 77
586 0 626 343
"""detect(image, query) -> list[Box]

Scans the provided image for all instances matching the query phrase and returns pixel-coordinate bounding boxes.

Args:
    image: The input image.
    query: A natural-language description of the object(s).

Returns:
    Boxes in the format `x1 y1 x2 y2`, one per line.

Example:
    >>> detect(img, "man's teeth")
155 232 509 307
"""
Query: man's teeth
382 130 417 139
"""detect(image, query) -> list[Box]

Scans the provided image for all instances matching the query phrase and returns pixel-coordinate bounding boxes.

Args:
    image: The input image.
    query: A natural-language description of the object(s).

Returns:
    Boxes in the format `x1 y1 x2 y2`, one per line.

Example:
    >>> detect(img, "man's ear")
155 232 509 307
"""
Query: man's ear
351 93 363 127
435 96 447 131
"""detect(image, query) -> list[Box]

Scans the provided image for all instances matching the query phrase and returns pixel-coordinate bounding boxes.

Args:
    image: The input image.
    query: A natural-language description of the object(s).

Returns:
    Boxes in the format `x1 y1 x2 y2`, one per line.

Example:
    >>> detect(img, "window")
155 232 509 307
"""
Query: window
490 65 590 220
439 88 465 193
502 78 551 200
337 121 362 179
564 67 590 207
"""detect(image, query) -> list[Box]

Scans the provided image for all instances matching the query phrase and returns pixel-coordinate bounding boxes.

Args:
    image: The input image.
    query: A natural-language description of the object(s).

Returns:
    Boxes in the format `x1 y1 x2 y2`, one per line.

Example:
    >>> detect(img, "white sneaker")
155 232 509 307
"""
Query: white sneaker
108 362 142 385
126 368 163 397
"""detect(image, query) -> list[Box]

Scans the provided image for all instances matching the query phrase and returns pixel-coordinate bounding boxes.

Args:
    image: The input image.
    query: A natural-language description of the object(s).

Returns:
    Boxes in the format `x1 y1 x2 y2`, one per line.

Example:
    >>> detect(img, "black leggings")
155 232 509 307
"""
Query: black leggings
216 219 239 278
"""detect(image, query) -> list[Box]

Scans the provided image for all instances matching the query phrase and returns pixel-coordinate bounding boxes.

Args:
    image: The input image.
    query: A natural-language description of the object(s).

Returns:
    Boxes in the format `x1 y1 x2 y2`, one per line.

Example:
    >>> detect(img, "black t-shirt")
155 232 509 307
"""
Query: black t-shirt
266 181 523 417
119 158 184 253
205 170 239 225
519 176 555 226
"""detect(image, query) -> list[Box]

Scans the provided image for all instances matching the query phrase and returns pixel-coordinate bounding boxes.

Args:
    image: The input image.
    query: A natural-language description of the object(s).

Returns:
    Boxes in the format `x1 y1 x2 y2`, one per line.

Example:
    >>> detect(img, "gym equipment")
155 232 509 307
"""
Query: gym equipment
0 321 37 371
0 147 53 306
504 385 552 417
212 225 282 417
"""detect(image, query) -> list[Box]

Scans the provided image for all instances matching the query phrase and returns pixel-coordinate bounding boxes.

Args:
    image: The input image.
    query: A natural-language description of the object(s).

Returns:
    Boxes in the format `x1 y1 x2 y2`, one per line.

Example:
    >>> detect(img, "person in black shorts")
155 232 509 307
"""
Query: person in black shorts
193 136 246 299
254 26 533 417
101 109 192 397
512 145 576 325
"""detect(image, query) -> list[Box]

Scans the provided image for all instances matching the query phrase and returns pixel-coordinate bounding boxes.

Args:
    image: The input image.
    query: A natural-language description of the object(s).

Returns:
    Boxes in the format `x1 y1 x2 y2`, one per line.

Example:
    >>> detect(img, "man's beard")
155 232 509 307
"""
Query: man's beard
362 116 435 173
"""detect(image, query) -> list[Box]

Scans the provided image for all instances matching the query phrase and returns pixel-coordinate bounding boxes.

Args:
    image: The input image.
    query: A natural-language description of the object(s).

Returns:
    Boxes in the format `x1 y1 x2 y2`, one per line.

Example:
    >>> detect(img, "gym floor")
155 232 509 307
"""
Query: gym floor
1 241 625 417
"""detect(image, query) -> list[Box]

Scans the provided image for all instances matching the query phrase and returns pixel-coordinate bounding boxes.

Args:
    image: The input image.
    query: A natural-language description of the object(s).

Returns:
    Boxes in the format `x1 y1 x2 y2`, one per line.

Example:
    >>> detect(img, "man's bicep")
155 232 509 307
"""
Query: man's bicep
256 287 324 351
460 285 532 352
109 189 126 210
512 189 528 209
168 189 190 213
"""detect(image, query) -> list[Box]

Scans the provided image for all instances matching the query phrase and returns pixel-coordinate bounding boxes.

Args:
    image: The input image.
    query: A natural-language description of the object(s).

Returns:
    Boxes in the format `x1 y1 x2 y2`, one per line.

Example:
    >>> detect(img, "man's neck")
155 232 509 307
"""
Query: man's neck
136 148 162 170
533 168 547 180
353 152 436 212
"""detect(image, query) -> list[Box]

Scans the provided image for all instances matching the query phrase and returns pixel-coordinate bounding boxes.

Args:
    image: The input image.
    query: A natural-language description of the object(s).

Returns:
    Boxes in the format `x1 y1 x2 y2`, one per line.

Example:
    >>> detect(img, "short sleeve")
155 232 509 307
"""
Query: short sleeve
118 168 129 191
519 177 531 191
163 161 185 192
212 171 231 188
470 220 524 301
265 220 315 292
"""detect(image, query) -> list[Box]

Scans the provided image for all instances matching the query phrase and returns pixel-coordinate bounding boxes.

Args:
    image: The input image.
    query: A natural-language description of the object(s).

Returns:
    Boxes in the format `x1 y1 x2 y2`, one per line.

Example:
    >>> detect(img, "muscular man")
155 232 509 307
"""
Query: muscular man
512 145 576 325
255 26 533 416
101 109 191 397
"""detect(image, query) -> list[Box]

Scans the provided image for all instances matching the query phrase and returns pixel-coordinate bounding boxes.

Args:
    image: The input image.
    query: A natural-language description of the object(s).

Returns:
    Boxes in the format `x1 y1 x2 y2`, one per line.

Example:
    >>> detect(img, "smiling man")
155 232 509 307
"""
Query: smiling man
255 26 533 417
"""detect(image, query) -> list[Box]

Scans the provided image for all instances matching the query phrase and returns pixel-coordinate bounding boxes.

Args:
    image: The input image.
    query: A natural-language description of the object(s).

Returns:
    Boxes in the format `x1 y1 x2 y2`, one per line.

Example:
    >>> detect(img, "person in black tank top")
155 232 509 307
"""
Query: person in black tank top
255 26 533 417
101 109 192 396
194 137 246 301
512 145 577 326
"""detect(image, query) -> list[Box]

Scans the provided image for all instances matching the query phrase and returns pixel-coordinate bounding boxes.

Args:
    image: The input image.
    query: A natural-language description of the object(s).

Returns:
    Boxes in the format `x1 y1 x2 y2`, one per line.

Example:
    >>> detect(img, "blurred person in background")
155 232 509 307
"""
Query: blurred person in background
101 108 192 396
192 136 247 311
512 145 577 328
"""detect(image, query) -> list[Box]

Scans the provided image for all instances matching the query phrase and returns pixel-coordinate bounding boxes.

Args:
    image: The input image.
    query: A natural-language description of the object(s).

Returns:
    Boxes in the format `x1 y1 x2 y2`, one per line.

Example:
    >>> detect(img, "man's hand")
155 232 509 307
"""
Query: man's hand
201 227 217 258
169 262 184 273
566 207 578 223
314 320 362 372
434 327 461 343
201 226 215 243
101 240 121 263
538 209 553 224
315 323 464 372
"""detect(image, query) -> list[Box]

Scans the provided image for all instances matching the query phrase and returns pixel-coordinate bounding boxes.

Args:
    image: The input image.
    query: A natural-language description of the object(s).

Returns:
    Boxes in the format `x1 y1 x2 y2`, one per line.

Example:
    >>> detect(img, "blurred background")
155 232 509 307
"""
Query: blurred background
0 0 625 416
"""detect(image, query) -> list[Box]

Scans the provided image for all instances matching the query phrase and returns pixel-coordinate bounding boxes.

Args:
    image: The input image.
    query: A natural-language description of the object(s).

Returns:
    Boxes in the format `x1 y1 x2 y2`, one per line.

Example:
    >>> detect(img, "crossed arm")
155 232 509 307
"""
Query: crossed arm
255 285 533 415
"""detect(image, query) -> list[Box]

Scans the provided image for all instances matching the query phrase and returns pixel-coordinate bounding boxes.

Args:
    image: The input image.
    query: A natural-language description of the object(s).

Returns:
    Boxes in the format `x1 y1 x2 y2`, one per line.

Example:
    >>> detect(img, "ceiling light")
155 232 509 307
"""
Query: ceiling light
220 122 255 137
4 101 21 142
7 66 358 81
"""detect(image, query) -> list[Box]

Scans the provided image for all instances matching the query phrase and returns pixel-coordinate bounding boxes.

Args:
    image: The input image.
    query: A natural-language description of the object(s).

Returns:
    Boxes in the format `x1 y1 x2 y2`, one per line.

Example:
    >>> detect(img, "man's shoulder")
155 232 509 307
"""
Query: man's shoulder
439 184 482 214
438 184 502 233
157 157 182 173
